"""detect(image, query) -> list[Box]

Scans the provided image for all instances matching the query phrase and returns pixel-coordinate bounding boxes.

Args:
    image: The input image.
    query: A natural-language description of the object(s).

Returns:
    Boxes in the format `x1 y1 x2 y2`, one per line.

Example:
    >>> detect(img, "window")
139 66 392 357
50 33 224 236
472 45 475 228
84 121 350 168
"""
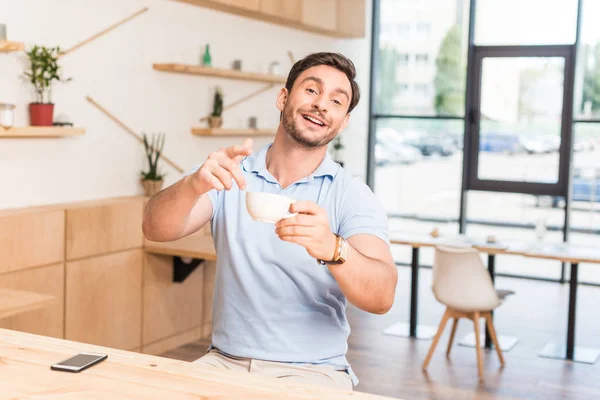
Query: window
416 22 432 39
398 53 409 66
475 0 578 45
376 0 469 116
415 53 429 65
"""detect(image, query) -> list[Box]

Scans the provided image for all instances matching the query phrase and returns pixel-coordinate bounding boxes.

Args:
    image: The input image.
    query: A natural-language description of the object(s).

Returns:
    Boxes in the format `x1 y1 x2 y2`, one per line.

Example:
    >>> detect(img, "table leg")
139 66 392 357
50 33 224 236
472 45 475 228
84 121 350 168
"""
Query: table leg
409 247 419 338
539 262 600 363
566 262 578 360
485 254 495 349
383 246 436 340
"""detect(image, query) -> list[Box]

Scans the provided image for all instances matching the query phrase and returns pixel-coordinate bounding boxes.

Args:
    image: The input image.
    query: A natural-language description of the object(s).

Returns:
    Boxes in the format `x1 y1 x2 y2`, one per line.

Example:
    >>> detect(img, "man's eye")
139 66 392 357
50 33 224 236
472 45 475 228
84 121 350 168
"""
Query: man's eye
333 100 342 105
307 88 316 94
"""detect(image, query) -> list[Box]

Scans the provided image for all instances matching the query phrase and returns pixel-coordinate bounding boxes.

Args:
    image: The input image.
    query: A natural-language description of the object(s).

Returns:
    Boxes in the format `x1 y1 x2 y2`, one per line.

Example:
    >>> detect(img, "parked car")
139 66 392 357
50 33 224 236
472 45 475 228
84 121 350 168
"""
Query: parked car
375 128 423 165
479 132 523 154
374 143 422 166
536 166 600 207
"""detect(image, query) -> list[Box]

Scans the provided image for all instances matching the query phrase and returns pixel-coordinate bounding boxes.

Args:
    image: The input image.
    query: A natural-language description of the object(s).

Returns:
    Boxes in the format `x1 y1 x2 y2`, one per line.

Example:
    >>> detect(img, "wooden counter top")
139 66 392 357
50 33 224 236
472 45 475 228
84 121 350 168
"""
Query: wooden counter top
144 234 217 260
0 288 56 319
0 328 399 399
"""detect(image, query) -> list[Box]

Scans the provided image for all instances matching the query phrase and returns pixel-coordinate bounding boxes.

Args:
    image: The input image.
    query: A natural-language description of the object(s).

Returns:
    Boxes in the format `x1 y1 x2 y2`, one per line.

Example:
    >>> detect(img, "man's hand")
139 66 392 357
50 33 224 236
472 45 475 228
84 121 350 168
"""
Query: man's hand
186 138 253 196
275 201 337 261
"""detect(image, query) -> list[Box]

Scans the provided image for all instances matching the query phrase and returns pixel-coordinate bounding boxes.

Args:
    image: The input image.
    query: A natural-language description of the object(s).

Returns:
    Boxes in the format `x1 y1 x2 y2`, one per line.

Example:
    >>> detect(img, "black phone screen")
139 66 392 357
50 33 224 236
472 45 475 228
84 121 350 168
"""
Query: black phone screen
58 354 105 368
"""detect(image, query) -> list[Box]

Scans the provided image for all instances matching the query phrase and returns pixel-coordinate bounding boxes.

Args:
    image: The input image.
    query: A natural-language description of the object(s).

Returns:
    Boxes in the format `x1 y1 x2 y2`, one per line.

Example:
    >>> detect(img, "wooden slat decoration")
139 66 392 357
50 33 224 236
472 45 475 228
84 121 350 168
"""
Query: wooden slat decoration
66 197 144 260
65 250 143 350
0 264 64 338
0 209 65 274
153 63 287 84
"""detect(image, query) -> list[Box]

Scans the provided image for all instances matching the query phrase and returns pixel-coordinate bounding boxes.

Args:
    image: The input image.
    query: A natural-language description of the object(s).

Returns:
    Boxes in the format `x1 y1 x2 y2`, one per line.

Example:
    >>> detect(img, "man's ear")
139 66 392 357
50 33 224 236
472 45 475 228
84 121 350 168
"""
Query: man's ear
339 113 351 133
276 87 288 113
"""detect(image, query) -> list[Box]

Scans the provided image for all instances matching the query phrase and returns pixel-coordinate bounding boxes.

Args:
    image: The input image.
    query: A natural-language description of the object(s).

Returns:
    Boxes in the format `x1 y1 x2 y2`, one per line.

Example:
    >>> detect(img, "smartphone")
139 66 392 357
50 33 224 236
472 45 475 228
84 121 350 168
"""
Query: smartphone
50 352 108 373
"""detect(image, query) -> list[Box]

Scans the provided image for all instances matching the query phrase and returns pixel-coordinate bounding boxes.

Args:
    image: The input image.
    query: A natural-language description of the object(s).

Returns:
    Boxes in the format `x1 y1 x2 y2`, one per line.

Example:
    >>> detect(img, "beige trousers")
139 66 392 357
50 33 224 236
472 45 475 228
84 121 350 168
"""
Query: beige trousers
194 349 353 391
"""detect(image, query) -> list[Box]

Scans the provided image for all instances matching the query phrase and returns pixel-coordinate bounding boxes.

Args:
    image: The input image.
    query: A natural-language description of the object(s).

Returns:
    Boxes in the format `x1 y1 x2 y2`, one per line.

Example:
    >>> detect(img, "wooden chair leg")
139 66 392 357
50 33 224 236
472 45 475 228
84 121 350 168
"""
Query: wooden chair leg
422 308 451 370
473 312 484 381
446 318 459 357
484 312 505 366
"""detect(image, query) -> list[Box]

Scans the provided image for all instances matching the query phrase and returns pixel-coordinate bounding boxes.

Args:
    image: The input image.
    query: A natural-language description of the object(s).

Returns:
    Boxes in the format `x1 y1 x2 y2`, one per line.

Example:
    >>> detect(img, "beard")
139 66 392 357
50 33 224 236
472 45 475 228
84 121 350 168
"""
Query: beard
282 103 337 148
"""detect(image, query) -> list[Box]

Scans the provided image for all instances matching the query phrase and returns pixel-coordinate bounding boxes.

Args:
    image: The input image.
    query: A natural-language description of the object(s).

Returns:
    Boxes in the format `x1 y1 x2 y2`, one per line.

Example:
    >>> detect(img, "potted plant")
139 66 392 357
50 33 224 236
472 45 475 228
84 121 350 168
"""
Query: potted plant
140 132 166 196
208 86 223 128
24 45 71 126
331 136 344 167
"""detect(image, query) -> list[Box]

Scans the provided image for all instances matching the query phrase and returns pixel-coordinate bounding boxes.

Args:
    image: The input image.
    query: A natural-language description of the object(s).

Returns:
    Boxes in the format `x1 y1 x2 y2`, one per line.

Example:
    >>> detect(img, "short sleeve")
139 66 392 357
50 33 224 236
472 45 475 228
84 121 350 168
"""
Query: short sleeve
184 163 221 220
337 178 390 246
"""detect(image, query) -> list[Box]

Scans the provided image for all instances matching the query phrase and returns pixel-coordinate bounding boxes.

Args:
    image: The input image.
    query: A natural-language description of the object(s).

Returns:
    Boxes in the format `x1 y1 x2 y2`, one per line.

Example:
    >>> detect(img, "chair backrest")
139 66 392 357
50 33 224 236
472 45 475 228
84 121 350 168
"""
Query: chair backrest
432 245 500 312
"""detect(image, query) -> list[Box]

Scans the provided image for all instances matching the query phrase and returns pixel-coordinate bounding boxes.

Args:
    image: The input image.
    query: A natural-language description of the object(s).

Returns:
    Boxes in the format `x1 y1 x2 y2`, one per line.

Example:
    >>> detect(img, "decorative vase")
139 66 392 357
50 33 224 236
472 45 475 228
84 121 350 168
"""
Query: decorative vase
208 116 222 128
29 103 54 126
141 179 164 196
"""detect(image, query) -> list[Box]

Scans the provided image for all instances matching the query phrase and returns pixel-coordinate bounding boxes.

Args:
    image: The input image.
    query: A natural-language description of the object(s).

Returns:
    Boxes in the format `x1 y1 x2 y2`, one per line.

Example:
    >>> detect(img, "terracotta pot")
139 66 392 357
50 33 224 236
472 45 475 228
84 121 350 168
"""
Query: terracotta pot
29 103 54 126
141 179 164 196
208 116 222 128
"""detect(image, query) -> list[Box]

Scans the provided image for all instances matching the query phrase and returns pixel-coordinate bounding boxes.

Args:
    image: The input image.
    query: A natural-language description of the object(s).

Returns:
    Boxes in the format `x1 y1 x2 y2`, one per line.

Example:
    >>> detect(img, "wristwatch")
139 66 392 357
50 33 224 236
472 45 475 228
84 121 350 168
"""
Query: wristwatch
318 234 349 265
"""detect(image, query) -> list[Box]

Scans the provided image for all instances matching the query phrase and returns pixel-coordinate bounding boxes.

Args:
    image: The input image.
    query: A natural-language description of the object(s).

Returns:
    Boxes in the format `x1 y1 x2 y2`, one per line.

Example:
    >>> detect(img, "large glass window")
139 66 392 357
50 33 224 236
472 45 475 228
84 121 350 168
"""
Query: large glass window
371 0 594 284
475 0 578 46
575 0 600 120
478 57 565 183
376 0 470 116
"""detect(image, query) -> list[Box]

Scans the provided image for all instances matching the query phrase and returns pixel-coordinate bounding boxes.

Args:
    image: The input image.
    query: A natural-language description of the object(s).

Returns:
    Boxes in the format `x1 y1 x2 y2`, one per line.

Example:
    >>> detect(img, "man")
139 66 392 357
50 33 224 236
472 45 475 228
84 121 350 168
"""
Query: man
142 52 397 391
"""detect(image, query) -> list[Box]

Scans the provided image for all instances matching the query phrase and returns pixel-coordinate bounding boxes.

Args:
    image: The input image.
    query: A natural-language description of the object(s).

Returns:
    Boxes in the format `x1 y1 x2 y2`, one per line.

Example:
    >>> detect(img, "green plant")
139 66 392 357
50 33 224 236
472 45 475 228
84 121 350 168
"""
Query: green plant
141 132 166 181
24 45 71 104
212 86 223 117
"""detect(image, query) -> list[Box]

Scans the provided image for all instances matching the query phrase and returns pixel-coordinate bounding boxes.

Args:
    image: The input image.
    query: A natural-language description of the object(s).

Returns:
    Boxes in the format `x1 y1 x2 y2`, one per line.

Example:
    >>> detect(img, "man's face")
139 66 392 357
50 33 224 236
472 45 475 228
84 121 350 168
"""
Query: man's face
277 65 352 148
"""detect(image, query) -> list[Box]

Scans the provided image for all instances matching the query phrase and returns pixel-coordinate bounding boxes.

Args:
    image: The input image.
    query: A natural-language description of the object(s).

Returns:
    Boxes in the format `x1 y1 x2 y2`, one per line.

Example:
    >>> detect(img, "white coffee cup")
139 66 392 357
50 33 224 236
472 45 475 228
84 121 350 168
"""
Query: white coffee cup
245 192 297 223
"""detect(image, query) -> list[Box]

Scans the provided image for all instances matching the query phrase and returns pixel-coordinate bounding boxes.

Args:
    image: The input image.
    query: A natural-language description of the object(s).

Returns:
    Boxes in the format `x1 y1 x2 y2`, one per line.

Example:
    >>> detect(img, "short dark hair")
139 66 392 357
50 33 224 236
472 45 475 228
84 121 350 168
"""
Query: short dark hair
285 52 360 113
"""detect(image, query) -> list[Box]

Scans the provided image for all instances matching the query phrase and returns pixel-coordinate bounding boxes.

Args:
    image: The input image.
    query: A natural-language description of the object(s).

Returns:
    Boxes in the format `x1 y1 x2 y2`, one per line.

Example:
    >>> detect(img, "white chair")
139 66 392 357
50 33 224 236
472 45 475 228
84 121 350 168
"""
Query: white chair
422 245 514 381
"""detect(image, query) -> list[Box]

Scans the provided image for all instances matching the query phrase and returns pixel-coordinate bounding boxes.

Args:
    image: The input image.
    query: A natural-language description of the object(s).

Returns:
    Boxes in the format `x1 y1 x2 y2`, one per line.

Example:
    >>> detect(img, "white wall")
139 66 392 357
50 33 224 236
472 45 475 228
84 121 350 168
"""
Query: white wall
0 0 372 209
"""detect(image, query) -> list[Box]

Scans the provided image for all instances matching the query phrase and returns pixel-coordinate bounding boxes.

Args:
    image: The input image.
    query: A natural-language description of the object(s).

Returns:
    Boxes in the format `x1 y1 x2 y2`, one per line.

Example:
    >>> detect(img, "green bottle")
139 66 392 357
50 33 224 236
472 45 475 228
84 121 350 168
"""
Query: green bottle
202 44 212 66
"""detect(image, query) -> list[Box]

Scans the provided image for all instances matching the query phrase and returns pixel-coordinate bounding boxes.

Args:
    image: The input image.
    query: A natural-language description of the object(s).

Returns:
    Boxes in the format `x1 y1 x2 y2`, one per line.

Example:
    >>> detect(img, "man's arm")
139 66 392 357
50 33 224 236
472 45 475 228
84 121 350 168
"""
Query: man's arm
142 179 212 242
142 139 253 242
275 201 397 314
328 234 397 314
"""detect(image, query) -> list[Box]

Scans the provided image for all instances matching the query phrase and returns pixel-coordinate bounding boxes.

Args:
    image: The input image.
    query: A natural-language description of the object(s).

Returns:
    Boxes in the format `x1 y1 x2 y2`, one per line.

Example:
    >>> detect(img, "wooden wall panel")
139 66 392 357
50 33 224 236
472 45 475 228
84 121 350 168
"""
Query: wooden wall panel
143 253 204 346
66 198 144 260
65 250 142 350
260 0 302 22
0 263 65 338
0 209 64 274
337 0 366 38
301 0 338 32
202 261 216 338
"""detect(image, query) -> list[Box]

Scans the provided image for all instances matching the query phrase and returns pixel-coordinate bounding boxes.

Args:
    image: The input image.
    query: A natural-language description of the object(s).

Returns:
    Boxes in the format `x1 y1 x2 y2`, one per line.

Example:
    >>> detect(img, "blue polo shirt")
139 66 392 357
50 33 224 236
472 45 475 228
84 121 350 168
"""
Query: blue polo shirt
186 143 389 385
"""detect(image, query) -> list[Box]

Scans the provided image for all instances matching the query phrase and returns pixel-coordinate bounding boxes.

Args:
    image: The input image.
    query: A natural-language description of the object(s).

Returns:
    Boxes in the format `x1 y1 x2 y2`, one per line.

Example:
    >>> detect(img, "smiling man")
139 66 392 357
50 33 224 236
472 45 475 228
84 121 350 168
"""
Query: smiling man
142 52 397 391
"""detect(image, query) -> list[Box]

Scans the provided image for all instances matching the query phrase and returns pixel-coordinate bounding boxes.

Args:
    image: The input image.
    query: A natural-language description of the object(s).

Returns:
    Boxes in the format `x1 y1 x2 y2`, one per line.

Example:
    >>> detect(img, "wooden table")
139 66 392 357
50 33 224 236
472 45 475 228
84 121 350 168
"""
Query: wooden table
390 232 600 363
0 328 398 399
0 288 56 319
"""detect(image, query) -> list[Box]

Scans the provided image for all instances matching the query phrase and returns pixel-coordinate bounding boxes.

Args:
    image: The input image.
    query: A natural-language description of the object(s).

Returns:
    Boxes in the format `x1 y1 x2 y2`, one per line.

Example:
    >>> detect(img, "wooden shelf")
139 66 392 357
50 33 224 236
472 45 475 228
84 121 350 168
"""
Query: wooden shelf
144 235 217 261
0 40 24 53
191 128 276 137
0 288 56 319
0 126 85 138
153 63 287 84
